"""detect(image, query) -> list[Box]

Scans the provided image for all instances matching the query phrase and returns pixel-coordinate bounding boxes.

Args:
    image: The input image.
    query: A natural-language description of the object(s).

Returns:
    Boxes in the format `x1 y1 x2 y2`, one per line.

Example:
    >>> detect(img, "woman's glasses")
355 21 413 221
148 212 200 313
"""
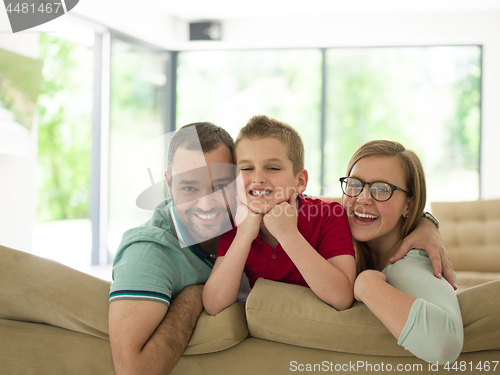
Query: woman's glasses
339 177 411 202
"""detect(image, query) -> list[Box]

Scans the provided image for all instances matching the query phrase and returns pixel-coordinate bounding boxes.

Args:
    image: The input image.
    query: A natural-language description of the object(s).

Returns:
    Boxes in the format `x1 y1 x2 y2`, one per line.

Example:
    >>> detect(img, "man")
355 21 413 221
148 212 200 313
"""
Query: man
108 122 238 375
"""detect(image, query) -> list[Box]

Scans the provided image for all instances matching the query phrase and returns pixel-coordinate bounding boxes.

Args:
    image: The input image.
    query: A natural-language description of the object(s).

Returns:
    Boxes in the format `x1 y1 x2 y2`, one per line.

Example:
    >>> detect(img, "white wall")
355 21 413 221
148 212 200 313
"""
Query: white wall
73 0 183 49
0 7 39 251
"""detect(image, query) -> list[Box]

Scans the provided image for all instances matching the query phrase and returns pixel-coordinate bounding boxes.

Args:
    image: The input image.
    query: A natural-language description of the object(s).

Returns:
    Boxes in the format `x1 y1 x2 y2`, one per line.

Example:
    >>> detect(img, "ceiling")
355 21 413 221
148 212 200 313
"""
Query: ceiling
144 0 500 21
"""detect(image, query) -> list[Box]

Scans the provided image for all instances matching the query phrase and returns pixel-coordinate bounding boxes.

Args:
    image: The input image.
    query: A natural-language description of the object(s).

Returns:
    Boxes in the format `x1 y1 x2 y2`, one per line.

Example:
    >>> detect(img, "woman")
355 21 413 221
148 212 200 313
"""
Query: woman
340 140 463 364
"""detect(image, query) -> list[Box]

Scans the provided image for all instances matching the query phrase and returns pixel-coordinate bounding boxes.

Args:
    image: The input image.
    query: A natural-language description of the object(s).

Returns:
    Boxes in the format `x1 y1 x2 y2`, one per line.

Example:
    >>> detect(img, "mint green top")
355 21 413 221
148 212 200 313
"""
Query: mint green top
109 199 213 306
382 250 463 364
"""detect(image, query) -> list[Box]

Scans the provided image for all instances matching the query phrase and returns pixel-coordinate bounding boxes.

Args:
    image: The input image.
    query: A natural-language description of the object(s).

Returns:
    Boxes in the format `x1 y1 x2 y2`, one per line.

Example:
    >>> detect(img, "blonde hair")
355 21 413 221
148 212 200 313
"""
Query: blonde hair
235 115 304 175
344 140 427 274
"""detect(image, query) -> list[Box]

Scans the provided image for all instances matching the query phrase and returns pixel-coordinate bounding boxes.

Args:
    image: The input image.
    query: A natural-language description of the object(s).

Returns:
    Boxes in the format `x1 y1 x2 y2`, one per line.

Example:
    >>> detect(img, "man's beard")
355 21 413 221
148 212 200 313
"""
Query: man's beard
175 205 233 245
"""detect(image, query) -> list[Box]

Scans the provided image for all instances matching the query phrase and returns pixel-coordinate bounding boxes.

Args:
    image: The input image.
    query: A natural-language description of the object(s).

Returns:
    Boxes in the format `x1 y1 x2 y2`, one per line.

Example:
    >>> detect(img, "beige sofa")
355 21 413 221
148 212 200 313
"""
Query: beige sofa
1 241 500 375
432 199 500 289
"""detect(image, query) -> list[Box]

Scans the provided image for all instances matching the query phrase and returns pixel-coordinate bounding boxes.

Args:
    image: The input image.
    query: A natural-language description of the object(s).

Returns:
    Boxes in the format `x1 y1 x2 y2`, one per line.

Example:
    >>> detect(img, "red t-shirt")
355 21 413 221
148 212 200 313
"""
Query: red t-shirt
217 196 355 288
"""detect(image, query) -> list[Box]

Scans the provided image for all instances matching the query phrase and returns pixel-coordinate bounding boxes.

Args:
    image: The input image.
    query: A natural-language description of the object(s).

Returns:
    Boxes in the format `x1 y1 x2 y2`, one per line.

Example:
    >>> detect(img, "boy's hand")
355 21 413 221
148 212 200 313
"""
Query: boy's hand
263 193 298 240
234 196 262 242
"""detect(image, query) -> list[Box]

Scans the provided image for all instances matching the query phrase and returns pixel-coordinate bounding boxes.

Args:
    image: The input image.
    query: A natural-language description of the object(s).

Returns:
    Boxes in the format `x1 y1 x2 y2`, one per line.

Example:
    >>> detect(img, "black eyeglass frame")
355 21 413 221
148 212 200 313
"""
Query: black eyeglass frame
339 177 412 202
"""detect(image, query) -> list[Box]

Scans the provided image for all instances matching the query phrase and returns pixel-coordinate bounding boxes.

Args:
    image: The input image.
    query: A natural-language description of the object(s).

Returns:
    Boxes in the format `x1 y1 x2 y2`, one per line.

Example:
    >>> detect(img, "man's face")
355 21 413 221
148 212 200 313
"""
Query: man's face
168 145 236 245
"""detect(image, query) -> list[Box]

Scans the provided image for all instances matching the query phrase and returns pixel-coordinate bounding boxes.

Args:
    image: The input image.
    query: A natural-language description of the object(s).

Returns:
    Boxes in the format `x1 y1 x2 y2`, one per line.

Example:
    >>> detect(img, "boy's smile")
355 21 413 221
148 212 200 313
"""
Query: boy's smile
248 188 272 198
236 137 307 214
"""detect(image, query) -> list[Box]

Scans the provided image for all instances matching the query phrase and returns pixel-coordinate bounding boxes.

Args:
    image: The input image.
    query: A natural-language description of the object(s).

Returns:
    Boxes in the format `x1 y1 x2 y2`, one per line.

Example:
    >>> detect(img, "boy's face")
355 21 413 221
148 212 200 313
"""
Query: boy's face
235 137 307 214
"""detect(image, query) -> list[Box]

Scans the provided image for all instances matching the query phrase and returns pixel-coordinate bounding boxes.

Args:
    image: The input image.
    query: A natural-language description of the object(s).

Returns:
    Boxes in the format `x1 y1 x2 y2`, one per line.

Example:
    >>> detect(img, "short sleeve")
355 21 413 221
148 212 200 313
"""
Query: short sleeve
384 250 463 363
316 203 355 260
110 242 179 306
217 227 237 257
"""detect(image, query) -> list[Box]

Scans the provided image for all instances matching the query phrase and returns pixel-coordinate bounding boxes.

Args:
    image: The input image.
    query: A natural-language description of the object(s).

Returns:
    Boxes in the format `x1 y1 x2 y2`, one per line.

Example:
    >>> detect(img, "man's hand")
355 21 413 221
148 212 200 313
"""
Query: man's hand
263 194 298 240
390 217 456 290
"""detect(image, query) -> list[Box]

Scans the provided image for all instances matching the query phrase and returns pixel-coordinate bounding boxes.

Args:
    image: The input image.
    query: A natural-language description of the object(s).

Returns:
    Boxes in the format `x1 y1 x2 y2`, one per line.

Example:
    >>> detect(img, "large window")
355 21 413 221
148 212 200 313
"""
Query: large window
324 46 481 203
33 33 481 277
34 30 173 277
107 37 171 260
34 31 93 271
177 46 481 203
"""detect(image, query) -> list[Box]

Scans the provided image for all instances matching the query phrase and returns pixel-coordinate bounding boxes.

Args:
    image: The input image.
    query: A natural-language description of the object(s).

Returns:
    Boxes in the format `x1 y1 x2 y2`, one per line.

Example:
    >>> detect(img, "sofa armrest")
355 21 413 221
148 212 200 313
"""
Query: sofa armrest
0 244 249 356
458 280 500 352
0 244 110 339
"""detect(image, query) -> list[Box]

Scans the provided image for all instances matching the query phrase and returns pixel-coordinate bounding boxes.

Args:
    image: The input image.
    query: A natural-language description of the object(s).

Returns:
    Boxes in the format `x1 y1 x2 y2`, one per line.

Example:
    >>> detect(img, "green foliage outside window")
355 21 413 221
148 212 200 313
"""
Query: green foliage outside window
35 39 480 224
324 47 481 200
177 47 481 201
37 33 92 222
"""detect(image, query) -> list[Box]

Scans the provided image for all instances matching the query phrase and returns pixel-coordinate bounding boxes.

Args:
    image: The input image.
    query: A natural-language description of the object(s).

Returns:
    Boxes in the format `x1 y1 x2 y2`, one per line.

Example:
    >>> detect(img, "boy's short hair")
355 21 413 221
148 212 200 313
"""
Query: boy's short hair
235 115 304 175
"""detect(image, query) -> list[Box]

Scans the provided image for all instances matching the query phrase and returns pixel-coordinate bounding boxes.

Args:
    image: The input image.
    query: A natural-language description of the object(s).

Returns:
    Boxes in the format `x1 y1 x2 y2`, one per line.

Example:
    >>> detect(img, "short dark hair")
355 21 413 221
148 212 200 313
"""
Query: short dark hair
166 122 234 177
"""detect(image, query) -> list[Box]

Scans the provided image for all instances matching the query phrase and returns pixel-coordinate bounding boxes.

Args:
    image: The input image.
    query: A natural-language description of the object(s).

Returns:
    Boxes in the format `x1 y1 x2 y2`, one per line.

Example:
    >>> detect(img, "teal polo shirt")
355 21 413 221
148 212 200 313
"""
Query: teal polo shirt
109 199 214 306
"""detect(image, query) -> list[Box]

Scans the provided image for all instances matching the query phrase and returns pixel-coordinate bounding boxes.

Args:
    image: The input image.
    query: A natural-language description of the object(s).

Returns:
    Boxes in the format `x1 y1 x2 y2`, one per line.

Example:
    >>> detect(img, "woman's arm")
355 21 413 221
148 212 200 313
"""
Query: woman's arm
355 251 463 363
354 270 415 338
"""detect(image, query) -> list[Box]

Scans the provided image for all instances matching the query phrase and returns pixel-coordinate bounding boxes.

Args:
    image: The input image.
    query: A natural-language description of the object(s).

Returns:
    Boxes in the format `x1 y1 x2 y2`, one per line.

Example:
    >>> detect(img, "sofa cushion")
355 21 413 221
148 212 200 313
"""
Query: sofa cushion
185 302 249 355
246 278 500 355
431 199 500 274
246 279 406 356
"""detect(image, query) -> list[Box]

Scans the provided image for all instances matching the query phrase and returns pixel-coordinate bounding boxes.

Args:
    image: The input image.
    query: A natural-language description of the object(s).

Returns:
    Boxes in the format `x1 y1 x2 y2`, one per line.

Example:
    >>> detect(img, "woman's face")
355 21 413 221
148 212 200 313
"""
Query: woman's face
343 156 414 251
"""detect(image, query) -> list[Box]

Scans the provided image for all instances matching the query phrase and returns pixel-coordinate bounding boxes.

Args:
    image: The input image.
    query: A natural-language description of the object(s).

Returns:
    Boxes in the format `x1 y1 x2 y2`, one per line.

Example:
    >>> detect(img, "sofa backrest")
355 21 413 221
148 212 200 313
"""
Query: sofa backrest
431 199 500 272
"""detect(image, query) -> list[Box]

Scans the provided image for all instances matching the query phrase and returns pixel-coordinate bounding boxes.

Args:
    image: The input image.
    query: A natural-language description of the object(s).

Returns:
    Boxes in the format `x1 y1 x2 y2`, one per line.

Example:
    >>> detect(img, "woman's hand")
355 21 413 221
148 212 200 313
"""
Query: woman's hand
354 269 387 303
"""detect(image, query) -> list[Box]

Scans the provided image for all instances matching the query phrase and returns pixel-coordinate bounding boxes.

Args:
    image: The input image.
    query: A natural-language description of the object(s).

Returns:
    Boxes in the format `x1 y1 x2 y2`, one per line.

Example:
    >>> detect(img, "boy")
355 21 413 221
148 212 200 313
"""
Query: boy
202 115 356 315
